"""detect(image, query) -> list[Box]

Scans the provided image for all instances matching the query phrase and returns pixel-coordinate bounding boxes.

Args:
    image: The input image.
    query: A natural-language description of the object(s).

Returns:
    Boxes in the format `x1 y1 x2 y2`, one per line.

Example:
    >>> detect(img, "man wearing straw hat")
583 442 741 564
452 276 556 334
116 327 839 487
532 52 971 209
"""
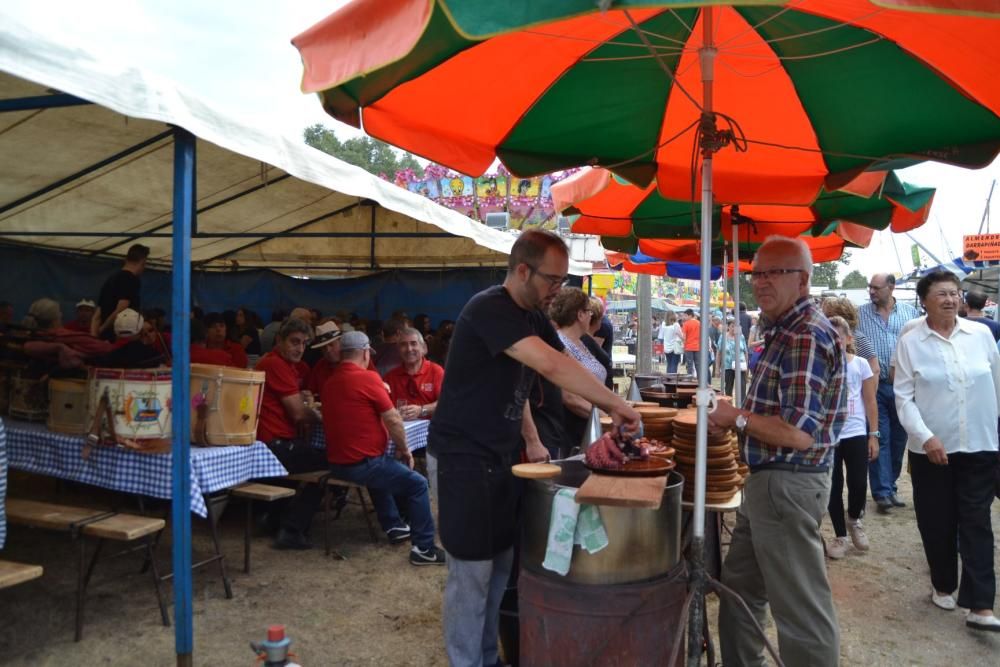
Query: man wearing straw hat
707 235 846 667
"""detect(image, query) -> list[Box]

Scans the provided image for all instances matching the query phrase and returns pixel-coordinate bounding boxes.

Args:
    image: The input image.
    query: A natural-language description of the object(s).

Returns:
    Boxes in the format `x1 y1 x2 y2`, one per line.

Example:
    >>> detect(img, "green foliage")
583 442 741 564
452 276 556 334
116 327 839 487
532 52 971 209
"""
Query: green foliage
303 124 424 178
841 270 868 289
812 262 839 290
725 274 757 310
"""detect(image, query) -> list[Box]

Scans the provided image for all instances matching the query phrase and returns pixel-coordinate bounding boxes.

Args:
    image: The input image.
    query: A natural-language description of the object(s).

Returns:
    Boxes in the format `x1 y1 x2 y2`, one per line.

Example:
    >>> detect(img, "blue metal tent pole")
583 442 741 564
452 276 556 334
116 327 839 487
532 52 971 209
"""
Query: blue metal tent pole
170 127 195 667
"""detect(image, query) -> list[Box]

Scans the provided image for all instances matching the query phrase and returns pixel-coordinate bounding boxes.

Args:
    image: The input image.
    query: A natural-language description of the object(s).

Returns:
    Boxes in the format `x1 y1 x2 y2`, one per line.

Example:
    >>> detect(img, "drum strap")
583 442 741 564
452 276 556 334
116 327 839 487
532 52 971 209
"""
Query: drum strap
193 402 209 445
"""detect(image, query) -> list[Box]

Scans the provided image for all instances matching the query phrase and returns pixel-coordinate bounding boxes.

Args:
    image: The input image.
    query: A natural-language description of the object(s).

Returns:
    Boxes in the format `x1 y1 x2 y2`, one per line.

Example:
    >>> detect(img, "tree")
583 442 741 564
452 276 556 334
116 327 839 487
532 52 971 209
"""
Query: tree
841 270 868 289
303 124 424 178
812 262 840 290
725 275 757 310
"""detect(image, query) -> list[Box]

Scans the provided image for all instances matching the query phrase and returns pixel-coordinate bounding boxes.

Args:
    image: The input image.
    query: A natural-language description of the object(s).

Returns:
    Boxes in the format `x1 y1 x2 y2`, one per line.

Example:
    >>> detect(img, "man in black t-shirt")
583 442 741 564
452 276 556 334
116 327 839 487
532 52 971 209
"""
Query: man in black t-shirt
429 230 641 667
92 244 149 340
964 291 1000 342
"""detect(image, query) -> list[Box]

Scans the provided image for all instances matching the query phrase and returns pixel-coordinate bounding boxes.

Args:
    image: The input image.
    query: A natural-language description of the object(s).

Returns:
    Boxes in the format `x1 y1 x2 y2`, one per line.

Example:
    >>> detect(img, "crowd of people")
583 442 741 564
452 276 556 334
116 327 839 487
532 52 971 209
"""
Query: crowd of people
4 233 999 664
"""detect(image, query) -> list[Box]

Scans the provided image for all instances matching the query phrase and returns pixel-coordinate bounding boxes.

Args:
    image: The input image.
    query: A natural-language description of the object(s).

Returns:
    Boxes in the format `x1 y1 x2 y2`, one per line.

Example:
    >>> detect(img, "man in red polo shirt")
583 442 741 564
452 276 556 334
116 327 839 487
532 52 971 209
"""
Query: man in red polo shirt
255 317 327 550
385 327 444 420
304 320 341 396
322 331 445 566
204 312 248 369
681 308 701 378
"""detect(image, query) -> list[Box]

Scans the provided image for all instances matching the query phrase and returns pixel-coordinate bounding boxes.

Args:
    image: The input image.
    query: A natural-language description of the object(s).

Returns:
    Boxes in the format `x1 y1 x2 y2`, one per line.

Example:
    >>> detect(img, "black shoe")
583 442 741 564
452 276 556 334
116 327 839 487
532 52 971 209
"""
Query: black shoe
889 494 907 508
386 525 411 545
875 497 893 514
274 528 313 550
410 545 447 566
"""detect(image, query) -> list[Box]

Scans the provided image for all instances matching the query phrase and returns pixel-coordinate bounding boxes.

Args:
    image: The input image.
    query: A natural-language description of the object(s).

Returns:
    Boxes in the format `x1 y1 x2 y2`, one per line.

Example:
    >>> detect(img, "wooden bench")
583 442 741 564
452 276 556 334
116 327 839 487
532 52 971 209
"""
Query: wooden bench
231 483 295 574
0 560 43 589
5 498 168 641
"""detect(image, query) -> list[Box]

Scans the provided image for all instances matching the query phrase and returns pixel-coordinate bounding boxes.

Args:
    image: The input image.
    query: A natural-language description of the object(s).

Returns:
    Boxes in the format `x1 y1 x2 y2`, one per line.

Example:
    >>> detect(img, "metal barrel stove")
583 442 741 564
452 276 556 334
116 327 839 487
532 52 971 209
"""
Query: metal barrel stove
516 459 687 666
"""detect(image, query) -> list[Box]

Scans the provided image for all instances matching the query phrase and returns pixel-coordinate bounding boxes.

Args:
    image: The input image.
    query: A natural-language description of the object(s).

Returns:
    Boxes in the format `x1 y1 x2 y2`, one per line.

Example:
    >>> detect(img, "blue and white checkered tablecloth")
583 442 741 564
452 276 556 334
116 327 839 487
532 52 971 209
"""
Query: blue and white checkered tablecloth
309 419 429 457
4 420 287 518
1 418 7 550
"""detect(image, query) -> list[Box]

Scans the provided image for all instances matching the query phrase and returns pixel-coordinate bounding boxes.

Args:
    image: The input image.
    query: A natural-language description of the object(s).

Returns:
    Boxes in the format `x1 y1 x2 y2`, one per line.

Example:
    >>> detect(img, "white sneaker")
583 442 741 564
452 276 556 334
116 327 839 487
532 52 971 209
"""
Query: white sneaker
826 536 849 559
931 590 957 611
847 518 870 551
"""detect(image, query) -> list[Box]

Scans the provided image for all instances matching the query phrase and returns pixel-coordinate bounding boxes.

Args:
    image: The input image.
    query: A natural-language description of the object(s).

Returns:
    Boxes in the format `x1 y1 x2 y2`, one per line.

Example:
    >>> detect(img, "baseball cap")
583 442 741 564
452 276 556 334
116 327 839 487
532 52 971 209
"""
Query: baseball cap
310 321 343 349
340 330 373 352
114 308 144 337
75 299 96 309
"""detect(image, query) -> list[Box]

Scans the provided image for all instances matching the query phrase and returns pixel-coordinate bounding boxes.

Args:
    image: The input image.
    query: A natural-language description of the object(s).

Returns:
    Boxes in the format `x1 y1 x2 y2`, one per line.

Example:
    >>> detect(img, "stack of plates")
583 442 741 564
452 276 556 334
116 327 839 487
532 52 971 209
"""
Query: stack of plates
670 412 747 504
636 406 677 443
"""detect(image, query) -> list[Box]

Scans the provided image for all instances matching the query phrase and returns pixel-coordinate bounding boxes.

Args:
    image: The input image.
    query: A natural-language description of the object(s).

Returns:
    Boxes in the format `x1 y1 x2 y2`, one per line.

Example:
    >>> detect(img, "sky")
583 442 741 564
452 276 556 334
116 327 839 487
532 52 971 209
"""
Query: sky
4 0 998 282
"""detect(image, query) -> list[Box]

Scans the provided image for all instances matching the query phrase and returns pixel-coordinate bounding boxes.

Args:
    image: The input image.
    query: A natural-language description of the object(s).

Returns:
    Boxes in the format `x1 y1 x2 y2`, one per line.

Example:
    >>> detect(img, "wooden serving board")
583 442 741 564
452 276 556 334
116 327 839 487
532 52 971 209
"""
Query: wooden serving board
575 473 667 509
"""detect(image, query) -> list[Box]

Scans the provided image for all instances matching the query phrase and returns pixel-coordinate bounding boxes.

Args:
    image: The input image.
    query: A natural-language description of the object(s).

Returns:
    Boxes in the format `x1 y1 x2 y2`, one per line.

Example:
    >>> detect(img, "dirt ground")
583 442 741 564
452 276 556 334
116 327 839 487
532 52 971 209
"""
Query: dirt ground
2 468 999 666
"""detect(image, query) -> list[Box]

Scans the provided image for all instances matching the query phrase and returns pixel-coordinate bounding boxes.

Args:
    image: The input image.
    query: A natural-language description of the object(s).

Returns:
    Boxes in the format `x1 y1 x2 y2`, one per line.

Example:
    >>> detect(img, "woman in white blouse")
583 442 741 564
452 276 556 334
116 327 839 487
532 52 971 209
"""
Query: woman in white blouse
894 270 1000 632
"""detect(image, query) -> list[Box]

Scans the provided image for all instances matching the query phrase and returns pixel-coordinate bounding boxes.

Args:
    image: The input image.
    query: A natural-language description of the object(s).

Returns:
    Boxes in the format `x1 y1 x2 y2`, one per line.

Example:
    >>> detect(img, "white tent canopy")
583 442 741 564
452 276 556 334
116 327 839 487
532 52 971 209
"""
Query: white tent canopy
0 24 592 276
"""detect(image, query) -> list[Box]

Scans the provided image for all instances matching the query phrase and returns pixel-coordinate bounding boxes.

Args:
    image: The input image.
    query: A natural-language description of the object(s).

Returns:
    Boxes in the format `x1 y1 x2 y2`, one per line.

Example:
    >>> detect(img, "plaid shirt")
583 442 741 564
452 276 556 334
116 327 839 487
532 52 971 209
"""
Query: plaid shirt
743 297 846 468
857 298 921 381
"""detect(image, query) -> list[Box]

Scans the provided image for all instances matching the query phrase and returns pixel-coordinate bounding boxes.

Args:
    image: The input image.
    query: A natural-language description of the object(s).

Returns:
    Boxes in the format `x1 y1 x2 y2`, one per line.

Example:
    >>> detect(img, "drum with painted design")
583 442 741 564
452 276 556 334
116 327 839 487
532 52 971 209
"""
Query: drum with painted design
190 363 265 446
47 378 89 434
8 369 48 421
88 367 172 440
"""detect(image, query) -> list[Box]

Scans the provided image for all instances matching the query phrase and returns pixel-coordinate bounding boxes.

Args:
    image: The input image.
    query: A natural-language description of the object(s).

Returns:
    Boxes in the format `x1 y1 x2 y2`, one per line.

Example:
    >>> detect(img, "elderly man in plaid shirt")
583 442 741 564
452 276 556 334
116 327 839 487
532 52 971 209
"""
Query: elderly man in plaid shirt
708 235 847 667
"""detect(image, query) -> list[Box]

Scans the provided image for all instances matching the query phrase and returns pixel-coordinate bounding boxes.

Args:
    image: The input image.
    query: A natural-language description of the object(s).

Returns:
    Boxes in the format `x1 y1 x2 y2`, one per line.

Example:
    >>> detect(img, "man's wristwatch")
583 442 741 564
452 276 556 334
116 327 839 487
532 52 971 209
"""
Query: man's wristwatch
868 431 880 438
420 406 428 418
735 413 750 437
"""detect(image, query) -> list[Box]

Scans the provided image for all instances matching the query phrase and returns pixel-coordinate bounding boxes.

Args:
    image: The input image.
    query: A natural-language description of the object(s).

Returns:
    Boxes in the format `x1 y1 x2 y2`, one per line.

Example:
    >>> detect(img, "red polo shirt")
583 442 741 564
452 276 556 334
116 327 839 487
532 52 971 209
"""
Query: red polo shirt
306 357 335 396
255 351 309 443
321 362 393 465
190 344 235 367
385 359 444 412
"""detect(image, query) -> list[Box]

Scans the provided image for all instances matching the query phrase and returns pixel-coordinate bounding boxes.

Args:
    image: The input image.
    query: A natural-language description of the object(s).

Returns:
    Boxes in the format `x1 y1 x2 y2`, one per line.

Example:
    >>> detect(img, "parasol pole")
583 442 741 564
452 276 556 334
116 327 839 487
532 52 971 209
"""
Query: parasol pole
688 7 716 666
721 249 729 390
732 212 744 404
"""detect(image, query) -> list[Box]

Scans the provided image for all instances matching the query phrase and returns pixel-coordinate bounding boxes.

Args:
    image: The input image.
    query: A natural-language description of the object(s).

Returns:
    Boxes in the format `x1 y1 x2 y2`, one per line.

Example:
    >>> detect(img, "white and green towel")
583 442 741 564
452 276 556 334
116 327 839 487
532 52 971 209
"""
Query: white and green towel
542 488 609 576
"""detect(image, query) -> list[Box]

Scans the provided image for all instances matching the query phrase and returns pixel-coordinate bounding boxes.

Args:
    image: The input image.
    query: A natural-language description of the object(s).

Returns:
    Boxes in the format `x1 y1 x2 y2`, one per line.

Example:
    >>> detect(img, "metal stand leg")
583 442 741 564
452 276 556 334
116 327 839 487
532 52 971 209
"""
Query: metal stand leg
204 493 233 599
244 500 253 575
356 488 378 544
322 486 346 561
75 538 105 642
145 535 171 627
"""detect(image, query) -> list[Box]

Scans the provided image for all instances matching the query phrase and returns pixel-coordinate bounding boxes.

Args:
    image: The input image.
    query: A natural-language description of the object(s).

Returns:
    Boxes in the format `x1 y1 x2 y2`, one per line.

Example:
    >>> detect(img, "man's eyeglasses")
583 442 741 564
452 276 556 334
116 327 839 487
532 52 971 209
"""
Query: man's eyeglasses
748 268 806 282
528 265 570 288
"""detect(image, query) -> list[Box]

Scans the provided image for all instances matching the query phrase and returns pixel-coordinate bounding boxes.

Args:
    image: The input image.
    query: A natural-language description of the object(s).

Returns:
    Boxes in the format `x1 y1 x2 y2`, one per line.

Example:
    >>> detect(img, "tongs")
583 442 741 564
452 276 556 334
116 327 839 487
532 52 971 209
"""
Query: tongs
610 423 645 459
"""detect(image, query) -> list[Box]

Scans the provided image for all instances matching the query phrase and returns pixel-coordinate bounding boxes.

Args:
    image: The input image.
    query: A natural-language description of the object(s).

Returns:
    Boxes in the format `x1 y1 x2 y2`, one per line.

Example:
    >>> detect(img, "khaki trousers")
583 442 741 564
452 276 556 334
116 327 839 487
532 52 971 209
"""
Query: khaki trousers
719 469 840 666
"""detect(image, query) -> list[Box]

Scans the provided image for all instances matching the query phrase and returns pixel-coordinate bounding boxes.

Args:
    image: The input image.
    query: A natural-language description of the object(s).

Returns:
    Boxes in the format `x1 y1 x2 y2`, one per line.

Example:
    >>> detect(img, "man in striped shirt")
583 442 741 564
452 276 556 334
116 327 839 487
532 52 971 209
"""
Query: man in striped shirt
858 273 920 513
709 235 846 667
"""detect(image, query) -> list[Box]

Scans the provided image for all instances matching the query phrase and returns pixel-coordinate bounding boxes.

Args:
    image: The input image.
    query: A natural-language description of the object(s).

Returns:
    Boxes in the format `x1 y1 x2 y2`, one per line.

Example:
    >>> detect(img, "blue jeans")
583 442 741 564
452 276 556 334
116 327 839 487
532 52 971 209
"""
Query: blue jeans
329 455 436 550
683 351 698 377
869 382 907 500
665 352 681 373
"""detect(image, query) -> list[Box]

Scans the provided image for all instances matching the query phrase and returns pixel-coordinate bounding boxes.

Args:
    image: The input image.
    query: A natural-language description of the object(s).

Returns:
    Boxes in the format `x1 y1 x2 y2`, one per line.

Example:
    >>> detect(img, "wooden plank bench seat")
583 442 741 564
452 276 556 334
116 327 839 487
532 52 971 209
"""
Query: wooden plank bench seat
231 483 295 574
5 497 168 641
278 471 379 558
0 560 44 589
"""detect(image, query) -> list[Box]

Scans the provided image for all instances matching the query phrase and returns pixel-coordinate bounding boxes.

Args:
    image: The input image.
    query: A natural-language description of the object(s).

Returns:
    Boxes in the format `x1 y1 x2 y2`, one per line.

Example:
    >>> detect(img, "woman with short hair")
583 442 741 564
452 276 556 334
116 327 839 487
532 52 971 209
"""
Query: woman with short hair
895 270 1000 632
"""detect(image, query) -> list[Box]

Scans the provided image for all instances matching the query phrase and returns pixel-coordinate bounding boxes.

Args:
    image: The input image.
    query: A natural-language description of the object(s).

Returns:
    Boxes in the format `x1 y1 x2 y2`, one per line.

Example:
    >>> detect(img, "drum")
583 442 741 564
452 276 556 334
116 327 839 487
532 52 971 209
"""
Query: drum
0 360 24 415
190 363 265 446
48 378 89 434
8 370 48 421
88 367 173 440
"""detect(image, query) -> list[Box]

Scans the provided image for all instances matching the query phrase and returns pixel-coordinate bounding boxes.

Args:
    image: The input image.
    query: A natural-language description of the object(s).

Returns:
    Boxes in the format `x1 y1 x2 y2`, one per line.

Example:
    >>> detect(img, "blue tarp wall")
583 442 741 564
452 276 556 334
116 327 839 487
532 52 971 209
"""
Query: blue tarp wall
0 243 508 327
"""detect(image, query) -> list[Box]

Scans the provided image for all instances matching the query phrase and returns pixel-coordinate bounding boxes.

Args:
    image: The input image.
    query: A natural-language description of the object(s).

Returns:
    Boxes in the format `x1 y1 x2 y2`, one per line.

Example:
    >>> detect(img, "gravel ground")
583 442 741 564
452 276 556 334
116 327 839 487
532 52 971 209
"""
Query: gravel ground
1 466 998 665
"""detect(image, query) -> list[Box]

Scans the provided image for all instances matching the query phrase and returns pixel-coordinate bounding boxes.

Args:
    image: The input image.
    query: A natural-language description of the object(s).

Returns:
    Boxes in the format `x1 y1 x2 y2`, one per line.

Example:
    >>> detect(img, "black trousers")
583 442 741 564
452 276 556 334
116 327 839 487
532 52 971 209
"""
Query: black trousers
910 450 997 610
723 369 746 397
828 435 869 536
266 438 328 534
